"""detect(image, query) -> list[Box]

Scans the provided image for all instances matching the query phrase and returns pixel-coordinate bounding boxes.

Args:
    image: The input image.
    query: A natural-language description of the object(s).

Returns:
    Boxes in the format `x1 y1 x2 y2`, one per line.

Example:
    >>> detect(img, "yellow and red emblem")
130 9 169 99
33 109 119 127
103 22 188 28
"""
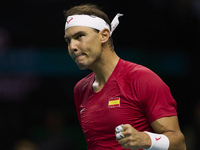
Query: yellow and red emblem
108 97 120 108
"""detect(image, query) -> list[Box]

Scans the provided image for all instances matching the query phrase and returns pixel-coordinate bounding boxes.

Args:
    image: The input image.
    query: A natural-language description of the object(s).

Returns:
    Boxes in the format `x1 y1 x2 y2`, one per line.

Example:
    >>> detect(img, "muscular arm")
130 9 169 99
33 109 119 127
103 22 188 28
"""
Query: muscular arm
116 116 186 150
151 116 186 150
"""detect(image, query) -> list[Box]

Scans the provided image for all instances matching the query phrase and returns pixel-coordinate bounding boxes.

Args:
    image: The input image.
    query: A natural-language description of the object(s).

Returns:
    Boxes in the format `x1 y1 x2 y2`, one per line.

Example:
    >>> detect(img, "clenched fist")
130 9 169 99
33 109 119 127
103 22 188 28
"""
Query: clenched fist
115 124 151 149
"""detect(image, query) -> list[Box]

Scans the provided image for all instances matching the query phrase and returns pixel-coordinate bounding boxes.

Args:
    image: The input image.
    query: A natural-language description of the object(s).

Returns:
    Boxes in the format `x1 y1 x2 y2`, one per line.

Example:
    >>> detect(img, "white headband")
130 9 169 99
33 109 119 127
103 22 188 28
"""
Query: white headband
65 13 123 36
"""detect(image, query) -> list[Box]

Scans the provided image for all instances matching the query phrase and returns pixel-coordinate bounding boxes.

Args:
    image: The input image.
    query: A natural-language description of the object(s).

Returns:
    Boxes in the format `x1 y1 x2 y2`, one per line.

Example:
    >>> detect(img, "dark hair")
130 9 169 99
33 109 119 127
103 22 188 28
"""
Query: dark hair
63 4 114 50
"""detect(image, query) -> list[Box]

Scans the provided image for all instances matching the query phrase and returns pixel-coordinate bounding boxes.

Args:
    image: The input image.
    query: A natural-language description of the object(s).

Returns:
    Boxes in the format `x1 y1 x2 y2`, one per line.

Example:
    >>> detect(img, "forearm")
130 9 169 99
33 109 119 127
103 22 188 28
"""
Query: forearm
150 116 186 150
164 131 186 150
115 123 186 150
142 131 186 150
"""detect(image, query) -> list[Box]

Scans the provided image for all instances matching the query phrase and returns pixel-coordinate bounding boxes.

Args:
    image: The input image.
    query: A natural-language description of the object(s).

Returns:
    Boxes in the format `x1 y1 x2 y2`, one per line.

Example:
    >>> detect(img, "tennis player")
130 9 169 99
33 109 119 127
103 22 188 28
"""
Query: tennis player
63 4 186 150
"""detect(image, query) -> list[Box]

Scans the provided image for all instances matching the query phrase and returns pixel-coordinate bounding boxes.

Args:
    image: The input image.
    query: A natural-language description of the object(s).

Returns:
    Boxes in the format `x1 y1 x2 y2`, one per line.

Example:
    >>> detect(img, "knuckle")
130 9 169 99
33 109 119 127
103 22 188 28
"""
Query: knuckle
125 130 132 136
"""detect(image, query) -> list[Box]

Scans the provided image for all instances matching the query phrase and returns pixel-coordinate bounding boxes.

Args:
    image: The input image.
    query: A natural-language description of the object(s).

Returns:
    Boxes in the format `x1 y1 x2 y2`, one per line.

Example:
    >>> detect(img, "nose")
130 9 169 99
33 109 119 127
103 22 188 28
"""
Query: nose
68 39 78 52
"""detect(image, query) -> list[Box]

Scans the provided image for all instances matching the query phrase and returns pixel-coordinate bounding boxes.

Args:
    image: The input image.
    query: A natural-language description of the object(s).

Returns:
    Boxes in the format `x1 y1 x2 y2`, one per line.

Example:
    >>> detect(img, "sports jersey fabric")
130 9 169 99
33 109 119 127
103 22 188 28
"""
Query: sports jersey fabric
74 58 177 150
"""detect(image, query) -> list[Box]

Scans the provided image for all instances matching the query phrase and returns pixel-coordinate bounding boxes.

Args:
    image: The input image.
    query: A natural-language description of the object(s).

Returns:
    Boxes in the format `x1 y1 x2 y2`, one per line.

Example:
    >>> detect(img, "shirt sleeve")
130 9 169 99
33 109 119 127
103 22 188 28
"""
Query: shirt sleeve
133 67 177 124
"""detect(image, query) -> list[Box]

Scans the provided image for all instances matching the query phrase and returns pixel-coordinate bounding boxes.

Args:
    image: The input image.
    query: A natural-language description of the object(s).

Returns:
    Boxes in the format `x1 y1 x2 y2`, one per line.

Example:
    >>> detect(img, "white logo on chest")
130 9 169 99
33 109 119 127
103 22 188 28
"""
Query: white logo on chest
80 108 85 113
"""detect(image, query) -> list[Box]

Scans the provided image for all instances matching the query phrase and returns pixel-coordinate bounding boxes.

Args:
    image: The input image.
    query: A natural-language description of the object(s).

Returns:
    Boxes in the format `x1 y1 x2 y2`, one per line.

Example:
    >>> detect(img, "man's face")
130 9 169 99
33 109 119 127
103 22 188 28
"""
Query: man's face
64 26 102 70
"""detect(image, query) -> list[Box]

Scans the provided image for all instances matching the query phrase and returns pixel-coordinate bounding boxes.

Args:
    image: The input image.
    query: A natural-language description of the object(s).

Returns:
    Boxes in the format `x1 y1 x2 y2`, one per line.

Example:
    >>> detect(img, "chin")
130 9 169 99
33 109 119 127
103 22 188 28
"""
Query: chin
79 67 88 70
76 61 92 70
77 65 88 70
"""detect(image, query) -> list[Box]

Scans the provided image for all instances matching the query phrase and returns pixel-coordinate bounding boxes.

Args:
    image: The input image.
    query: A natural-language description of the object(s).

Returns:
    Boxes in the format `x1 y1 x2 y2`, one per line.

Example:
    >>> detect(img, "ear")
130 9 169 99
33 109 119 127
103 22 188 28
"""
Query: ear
100 28 110 44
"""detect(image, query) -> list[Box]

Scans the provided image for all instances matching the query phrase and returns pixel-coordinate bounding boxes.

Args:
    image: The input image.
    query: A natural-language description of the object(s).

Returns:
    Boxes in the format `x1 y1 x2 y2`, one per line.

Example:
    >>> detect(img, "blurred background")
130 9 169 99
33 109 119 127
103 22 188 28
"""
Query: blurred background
0 0 200 149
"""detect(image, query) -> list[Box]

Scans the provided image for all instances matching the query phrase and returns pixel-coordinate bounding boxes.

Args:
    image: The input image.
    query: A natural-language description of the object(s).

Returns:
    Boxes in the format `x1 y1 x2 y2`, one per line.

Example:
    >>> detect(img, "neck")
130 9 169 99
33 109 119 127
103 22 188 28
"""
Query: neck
90 47 119 92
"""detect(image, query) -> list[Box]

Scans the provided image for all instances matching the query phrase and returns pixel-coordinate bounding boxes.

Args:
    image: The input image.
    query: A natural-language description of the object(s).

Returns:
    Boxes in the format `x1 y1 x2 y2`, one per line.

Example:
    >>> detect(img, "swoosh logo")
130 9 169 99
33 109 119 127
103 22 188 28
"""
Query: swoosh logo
80 108 85 113
155 137 161 141
67 17 73 24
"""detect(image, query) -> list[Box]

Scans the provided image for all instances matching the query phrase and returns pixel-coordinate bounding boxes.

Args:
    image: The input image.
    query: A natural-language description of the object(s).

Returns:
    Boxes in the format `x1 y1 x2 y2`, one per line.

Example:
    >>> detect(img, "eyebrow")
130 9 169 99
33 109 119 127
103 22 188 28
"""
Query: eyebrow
64 31 85 40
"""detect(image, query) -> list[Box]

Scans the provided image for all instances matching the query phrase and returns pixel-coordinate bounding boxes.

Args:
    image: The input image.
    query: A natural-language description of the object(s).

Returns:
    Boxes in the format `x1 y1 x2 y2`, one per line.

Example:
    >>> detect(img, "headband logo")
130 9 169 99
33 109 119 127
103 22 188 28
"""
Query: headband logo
67 17 73 24
65 13 123 36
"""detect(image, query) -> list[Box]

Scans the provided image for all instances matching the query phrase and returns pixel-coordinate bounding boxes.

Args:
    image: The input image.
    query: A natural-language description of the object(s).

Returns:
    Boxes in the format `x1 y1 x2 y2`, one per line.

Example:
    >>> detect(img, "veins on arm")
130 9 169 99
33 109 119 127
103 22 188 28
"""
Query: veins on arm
151 116 186 150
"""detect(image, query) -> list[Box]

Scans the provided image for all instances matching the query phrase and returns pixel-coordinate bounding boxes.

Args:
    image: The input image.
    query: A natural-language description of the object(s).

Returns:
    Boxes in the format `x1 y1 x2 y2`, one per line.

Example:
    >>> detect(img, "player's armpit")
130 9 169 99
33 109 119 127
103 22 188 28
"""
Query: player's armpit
151 116 186 150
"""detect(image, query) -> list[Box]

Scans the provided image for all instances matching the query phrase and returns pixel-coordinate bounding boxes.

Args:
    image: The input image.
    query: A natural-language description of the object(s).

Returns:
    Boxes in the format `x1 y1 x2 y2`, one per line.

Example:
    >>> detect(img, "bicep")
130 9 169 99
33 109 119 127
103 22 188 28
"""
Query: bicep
151 116 181 134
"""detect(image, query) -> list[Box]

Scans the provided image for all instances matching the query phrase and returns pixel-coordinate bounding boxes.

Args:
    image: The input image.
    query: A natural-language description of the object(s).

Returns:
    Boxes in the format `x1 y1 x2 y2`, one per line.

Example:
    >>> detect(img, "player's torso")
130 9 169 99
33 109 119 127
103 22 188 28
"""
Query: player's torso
79 76 151 149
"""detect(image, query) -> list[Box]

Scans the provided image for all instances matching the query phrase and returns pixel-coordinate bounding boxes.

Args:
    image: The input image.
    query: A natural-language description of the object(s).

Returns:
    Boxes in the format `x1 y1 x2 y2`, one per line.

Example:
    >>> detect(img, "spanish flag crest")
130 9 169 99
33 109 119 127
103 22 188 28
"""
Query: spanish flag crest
108 97 120 108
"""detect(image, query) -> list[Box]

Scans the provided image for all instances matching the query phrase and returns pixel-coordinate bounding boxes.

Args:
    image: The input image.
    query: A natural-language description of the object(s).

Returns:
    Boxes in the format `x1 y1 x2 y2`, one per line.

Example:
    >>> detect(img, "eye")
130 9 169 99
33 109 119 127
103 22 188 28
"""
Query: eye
65 38 70 44
75 33 84 40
